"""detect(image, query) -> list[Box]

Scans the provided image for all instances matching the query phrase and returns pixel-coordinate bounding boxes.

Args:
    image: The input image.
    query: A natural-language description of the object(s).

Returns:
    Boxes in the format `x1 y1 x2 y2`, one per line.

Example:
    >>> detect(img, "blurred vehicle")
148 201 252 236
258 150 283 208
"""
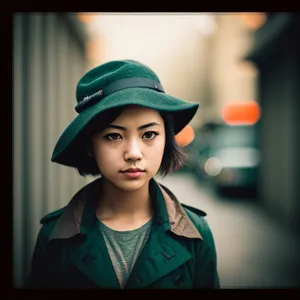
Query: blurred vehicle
180 122 220 175
189 101 262 197
203 124 260 197
192 122 221 179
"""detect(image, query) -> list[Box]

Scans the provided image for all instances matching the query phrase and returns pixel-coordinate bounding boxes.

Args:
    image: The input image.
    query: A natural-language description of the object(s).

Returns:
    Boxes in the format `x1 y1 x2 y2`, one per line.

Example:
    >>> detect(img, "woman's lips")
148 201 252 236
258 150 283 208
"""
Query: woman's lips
121 170 145 178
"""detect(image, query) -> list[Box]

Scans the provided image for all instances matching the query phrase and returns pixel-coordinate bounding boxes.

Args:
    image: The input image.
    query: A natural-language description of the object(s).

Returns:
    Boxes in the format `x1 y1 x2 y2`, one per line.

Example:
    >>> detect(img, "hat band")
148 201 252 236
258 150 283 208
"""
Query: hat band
75 77 165 113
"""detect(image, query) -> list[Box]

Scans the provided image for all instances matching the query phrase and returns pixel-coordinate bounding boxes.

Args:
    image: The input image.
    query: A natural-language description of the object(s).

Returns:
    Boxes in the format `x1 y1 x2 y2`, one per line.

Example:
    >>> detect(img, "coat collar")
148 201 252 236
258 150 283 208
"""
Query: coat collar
48 177 202 242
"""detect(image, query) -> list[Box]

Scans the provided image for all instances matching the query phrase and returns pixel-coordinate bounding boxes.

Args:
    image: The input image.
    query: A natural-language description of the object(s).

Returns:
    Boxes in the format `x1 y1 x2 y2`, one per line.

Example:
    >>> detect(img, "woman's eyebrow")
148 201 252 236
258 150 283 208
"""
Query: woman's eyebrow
107 122 161 131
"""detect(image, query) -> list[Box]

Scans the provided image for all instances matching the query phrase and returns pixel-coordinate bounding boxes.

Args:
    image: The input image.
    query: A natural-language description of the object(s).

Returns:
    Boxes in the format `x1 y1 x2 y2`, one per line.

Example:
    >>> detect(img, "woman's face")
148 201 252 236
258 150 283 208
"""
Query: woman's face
90 105 166 192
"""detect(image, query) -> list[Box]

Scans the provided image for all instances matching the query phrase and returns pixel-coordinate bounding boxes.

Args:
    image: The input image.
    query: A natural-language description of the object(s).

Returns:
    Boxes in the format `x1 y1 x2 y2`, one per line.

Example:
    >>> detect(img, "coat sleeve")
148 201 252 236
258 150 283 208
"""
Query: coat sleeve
195 218 220 289
26 225 48 288
202 218 220 288
26 221 59 289
26 208 65 288
182 206 220 288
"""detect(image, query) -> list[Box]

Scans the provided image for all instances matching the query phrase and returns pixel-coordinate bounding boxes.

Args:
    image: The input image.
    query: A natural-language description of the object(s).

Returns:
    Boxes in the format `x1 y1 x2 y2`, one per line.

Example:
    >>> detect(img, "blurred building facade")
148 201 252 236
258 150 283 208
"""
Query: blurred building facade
207 12 300 236
207 14 258 122
245 13 300 236
13 13 90 287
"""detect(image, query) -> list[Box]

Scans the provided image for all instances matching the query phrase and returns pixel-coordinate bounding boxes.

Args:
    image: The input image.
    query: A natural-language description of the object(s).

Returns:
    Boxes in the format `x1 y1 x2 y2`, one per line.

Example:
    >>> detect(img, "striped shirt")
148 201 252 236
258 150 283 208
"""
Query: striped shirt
99 219 152 288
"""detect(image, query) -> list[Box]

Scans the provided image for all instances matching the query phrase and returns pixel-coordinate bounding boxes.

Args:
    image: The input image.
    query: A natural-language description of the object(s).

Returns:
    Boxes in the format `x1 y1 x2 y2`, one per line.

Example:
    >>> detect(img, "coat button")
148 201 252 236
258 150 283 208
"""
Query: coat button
174 275 184 286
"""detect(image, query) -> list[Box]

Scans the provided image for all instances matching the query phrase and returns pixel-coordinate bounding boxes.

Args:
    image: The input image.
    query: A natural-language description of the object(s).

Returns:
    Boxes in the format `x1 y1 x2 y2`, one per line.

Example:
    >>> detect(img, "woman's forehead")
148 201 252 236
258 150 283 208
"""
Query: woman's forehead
115 105 163 122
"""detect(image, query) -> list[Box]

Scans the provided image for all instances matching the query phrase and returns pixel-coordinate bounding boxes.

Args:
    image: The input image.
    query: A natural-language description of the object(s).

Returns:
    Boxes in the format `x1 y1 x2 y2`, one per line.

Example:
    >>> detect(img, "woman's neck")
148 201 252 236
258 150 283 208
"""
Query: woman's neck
96 178 153 223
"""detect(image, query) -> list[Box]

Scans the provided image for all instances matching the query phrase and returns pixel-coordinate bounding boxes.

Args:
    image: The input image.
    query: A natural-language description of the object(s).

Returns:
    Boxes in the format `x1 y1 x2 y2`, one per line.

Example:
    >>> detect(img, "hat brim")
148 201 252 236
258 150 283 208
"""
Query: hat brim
51 87 199 167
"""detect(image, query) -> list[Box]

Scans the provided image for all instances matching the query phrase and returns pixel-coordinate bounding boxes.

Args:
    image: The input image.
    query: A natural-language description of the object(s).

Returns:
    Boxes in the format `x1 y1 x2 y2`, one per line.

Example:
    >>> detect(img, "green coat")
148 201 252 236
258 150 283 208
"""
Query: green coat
27 178 220 289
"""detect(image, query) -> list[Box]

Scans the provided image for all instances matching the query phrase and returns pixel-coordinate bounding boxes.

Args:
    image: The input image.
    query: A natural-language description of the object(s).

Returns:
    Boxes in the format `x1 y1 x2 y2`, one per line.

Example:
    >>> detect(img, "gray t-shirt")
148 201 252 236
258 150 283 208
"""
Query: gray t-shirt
98 219 152 289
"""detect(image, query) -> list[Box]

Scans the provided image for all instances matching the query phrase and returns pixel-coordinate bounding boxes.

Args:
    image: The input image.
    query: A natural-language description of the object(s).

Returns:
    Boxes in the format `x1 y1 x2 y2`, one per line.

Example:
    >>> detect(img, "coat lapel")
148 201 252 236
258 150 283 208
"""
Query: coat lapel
70 225 121 289
125 180 192 289
125 226 191 288
68 184 120 289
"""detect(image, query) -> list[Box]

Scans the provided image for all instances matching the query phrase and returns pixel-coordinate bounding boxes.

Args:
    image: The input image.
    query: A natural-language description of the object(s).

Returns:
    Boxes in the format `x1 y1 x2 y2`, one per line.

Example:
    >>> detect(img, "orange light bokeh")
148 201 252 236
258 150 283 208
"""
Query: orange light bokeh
77 13 96 24
175 124 195 147
222 101 261 125
237 13 267 30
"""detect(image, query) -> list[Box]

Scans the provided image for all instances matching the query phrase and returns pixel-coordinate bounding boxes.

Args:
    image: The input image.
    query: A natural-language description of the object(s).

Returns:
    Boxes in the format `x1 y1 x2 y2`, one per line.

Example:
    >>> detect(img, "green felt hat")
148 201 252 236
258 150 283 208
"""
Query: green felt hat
51 59 199 167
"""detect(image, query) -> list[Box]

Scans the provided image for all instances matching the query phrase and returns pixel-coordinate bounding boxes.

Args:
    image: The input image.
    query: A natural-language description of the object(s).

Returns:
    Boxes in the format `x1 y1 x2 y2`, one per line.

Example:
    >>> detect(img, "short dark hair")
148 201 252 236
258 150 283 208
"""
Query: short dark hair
75 105 187 177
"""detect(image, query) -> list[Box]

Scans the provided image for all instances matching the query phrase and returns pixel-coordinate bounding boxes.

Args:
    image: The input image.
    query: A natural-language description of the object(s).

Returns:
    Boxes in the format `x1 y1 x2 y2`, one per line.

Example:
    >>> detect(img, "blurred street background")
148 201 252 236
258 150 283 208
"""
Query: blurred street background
13 12 300 288
159 171 300 288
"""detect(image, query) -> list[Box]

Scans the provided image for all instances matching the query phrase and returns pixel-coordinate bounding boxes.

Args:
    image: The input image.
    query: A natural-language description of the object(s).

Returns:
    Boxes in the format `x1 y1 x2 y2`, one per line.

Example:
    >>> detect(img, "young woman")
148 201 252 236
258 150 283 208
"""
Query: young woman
28 59 220 289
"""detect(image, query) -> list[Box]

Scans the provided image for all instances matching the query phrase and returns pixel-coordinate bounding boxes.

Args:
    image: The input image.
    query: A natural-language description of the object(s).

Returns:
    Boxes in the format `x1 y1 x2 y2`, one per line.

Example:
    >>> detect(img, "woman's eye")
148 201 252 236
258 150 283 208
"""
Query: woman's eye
104 133 122 141
143 131 159 140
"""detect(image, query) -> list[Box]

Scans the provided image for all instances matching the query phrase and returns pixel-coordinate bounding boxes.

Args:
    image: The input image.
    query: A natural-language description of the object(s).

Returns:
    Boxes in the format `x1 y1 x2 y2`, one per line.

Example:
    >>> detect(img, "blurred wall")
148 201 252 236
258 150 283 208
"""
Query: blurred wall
208 14 258 122
13 13 89 287
246 13 300 234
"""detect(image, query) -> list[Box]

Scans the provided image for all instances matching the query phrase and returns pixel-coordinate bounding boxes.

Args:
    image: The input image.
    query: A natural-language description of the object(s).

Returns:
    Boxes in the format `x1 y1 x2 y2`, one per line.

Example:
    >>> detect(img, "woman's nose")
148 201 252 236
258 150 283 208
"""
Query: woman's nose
124 140 143 161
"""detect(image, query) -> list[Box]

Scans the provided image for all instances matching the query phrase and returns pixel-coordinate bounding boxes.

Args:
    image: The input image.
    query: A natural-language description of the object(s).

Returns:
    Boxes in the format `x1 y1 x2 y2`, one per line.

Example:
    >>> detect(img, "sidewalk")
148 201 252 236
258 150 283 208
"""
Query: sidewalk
158 171 300 288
